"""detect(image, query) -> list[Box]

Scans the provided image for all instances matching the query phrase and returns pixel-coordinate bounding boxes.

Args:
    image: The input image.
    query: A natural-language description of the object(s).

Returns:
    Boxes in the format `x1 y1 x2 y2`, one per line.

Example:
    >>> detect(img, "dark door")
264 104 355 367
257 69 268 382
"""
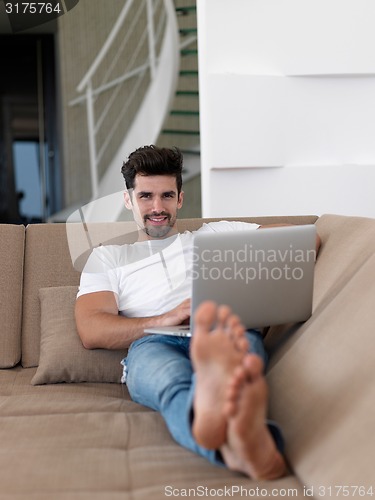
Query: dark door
0 34 60 223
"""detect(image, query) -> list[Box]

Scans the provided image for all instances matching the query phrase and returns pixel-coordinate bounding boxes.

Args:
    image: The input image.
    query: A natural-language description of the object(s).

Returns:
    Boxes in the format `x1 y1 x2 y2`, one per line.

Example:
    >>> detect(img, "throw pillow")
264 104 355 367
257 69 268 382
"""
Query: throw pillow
31 286 127 385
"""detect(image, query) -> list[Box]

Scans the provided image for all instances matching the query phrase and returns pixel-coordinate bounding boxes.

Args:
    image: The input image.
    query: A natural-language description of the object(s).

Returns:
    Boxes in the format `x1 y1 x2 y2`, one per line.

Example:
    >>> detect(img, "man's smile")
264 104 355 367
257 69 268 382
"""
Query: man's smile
146 213 170 225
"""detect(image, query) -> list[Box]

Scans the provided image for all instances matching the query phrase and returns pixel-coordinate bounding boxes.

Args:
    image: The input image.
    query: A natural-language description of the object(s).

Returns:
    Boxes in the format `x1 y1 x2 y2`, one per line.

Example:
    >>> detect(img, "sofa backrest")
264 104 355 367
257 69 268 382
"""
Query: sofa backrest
21 215 317 367
0 224 25 368
21 224 81 367
267 213 375 490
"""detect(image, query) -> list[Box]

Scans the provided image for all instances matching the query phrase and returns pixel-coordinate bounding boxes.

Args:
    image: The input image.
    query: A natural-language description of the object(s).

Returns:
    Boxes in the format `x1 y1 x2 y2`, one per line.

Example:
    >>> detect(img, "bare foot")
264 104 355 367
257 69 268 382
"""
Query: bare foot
190 301 249 450
220 355 287 479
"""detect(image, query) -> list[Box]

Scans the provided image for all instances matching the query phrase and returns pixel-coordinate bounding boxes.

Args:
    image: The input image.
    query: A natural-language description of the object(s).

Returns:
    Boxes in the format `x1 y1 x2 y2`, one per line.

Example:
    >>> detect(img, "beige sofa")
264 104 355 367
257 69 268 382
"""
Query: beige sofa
0 214 374 499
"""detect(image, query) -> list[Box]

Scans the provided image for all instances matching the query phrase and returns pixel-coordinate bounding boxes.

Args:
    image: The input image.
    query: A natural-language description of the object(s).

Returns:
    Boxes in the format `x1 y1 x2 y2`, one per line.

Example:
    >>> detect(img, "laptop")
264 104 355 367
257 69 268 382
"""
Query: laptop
144 224 317 337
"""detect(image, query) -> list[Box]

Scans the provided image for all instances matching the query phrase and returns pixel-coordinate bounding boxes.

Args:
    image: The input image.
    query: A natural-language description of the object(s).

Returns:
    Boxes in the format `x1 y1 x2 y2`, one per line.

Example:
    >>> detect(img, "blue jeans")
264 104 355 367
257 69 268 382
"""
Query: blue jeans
121 330 283 467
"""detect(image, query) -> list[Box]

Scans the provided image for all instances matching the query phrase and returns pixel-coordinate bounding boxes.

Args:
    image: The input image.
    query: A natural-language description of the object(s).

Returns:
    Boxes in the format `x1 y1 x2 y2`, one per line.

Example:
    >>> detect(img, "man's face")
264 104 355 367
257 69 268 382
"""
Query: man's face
124 174 184 239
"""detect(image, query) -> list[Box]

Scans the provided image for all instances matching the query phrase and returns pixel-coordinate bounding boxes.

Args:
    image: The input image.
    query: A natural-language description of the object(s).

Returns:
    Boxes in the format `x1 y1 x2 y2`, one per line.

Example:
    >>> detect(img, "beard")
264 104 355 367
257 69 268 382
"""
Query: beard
142 212 177 239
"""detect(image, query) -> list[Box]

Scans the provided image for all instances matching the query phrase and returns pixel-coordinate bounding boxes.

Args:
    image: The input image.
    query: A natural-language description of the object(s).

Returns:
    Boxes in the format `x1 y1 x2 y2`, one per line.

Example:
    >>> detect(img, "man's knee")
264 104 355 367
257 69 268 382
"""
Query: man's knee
246 329 268 369
124 337 192 406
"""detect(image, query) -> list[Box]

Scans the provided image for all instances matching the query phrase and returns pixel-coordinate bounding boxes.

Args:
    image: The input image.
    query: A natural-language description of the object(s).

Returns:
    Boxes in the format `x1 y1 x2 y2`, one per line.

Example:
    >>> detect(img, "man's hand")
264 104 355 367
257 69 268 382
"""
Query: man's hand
158 298 191 326
76 293 191 350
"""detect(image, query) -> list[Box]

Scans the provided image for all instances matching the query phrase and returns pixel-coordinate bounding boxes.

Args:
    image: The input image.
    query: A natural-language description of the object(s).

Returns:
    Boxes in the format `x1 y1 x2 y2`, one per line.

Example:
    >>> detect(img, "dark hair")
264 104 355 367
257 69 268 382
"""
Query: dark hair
121 145 183 194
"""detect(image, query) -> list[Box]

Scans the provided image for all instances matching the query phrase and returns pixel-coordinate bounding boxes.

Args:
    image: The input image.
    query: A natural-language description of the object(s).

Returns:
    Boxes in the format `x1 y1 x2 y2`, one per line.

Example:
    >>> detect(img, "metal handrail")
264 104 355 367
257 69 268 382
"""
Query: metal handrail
89 0 180 222
70 0 172 200
76 0 135 94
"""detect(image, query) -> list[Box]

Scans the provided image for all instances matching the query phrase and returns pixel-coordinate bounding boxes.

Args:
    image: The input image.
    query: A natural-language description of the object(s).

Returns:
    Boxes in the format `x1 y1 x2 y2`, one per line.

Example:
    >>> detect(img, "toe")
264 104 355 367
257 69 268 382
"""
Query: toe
194 301 218 332
243 354 264 381
224 366 247 417
227 315 248 352
217 305 232 329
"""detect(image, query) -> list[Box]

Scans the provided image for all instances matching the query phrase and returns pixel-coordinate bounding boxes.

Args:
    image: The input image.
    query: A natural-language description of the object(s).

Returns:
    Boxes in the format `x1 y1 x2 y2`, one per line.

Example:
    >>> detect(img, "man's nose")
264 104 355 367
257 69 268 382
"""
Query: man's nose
152 196 164 213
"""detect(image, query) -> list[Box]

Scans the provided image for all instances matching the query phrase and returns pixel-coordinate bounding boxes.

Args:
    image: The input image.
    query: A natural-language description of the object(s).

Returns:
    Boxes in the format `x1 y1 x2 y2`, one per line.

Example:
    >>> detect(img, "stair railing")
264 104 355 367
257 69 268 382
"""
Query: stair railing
70 0 179 203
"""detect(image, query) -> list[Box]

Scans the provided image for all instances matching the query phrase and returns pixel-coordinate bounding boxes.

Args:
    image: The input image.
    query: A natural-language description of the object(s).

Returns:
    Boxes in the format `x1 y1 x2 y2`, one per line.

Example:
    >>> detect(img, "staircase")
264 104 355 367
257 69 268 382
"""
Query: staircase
157 1 201 185
62 0 200 223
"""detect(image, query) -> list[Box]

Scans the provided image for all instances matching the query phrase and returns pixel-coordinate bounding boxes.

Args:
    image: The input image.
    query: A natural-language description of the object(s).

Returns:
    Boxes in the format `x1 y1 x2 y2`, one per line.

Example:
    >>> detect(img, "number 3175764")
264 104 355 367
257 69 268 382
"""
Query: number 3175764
5 3 62 14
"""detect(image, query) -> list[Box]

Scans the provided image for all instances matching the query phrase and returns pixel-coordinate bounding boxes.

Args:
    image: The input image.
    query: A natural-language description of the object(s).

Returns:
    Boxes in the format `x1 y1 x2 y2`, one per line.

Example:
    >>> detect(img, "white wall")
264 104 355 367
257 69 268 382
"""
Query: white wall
197 0 375 217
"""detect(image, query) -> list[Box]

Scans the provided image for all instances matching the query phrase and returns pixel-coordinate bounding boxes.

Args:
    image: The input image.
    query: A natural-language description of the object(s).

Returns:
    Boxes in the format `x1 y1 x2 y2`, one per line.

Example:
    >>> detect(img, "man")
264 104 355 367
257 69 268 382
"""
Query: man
75 145 308 479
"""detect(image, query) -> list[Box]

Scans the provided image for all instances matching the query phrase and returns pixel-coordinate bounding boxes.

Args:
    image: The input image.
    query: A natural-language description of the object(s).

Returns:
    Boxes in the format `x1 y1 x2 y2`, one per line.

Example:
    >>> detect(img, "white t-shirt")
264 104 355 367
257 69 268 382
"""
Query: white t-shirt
77 221 259 318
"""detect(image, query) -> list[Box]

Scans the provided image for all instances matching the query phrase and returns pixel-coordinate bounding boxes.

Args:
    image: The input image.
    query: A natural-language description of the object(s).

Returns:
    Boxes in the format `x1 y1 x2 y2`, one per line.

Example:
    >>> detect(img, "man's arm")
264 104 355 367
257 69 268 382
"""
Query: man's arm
75 292 191 350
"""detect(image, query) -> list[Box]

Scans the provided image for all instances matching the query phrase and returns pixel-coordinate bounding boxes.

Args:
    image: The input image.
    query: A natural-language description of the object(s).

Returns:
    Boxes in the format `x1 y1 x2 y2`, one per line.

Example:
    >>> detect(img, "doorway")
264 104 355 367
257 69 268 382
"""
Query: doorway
0 34 60 223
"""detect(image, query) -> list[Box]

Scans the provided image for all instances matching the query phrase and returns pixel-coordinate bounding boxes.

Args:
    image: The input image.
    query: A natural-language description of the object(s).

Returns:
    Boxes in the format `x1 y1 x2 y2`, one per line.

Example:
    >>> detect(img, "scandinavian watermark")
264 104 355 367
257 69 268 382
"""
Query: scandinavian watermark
192 244 316 283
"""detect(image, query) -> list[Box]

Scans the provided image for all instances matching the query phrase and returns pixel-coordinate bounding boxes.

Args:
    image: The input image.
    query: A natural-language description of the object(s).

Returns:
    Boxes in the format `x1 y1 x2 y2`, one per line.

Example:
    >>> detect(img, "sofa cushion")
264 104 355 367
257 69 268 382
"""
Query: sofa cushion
31 286 127 385
267 214 375 490
0 224 25 368
0 400 305 497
